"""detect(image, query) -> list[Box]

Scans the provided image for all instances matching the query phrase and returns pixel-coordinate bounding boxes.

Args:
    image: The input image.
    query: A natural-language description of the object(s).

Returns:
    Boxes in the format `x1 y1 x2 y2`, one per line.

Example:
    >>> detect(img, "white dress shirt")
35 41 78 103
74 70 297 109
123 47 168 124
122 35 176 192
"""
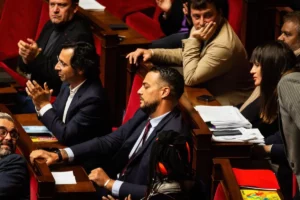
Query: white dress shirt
38 80 86 123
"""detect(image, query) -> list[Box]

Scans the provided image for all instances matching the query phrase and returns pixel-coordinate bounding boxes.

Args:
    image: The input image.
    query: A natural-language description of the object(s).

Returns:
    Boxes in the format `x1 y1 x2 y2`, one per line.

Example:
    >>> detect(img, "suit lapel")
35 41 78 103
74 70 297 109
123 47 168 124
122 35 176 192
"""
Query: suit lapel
65 80 90 122
56 84 70 118
132 109 178 161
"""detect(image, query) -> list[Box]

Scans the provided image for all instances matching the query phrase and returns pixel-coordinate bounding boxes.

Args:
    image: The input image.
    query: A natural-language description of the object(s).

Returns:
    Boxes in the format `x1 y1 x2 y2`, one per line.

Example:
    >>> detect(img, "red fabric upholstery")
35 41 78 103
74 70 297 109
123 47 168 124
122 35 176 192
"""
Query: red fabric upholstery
124 0 244 41
293 174 297 198
35 1 49 40
213 183 226 200
96 0 155 20
0 0 42 61
227 0 243 38
122 74 143 124
125 10 165 41
0 62 27 87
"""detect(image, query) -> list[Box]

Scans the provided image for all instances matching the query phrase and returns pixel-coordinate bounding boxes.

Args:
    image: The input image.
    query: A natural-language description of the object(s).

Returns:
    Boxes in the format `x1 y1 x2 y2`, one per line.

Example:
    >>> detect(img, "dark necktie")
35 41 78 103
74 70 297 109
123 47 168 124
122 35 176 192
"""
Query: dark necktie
120 120 152 177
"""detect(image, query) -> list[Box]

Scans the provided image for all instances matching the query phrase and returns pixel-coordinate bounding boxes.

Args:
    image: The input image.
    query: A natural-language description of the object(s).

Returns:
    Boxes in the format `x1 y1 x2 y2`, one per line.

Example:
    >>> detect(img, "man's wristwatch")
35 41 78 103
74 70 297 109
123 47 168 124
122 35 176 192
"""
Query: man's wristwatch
54 149 63 162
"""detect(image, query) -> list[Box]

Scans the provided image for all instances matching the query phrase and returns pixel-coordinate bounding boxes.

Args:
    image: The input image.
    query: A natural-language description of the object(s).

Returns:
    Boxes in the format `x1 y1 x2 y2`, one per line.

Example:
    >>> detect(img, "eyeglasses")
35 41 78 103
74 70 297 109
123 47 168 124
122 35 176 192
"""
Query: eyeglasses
57 56 67 67
0 126 19 140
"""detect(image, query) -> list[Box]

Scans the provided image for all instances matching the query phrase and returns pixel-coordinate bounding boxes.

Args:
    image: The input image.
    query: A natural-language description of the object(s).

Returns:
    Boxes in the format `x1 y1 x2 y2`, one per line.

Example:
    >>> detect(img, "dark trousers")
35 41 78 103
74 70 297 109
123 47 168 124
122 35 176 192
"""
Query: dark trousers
149 32 189 49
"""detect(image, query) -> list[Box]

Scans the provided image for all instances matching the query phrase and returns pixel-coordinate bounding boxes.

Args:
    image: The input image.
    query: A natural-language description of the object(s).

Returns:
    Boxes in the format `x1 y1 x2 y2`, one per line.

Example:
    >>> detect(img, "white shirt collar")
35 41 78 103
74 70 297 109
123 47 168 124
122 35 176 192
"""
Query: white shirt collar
149 111 171 128
69 80 86 95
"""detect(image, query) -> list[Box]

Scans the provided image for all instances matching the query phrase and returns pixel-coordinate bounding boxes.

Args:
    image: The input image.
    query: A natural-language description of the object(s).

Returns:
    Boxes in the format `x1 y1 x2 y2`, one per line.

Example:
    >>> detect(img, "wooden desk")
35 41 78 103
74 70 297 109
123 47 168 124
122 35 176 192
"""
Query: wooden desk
0 105 97 200
76 7 150 126
0 85 17 105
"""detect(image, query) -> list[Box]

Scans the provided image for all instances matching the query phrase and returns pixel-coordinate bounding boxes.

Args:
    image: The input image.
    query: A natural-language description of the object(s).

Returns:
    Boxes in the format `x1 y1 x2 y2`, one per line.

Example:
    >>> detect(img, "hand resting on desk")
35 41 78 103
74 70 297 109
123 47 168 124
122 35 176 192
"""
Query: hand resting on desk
30 149 69 165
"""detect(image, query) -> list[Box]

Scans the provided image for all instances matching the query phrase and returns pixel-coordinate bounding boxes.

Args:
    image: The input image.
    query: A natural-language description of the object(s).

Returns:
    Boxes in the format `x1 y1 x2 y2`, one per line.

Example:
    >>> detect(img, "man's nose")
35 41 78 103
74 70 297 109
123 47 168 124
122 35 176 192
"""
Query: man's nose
278 34 284 41
53 5 59 12
199 17 205 27
4 132 12 140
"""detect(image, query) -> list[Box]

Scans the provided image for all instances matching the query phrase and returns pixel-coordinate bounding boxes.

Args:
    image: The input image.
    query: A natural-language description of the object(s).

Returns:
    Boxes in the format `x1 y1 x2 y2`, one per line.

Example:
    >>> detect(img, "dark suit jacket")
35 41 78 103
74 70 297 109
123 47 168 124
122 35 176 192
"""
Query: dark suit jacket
18 15 94 96
40 79 111 146
70 107 190 199
0 154 29 200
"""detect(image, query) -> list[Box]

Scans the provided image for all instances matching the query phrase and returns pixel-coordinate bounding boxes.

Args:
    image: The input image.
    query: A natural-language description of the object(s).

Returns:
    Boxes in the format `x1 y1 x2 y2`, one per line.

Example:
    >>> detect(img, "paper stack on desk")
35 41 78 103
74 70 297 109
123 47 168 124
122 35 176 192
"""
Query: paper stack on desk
212 128 264 143
194 106 264 143
79 0 105 11
194 105 252 129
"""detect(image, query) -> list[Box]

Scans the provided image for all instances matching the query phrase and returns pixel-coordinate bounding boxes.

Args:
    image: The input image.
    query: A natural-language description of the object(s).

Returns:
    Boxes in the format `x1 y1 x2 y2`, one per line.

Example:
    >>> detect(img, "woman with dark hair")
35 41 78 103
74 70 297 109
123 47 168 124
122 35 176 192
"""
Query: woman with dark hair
240 40 298 199
241 40 297 137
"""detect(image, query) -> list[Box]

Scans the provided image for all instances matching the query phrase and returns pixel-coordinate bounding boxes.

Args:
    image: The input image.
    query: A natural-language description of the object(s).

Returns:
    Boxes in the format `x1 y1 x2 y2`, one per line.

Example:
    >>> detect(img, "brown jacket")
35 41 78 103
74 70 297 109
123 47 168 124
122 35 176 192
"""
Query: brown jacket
151 19 253 105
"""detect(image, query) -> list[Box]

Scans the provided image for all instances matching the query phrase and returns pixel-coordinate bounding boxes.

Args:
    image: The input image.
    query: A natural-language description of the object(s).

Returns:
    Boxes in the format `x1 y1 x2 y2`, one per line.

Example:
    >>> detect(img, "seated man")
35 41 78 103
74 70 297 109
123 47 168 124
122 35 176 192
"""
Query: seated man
17 0 94 112
0 112 29 199
127 0 253 106
278 11 300 57
30 66 191 200
25 41 111 146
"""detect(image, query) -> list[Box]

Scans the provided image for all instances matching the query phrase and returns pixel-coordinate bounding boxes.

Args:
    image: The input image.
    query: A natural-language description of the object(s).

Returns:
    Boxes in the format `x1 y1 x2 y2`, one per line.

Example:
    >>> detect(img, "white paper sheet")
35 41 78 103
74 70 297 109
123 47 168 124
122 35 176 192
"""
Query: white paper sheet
79 0 105 11
51 171 77 185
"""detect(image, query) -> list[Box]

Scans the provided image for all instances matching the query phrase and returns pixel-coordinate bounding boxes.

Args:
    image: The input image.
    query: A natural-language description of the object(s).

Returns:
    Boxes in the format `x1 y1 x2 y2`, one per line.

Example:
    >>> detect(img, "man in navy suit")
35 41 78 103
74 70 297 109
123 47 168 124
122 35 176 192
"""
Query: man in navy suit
30 66 190 199
25 42 111 147
0 112 29 199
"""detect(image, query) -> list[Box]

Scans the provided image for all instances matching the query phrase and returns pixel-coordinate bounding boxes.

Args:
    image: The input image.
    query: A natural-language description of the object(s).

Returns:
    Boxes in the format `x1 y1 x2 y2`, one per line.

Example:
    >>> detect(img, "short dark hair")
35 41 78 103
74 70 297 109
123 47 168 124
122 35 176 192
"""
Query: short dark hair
283 11 300 38
61 41 100 80
250 41 297 123
150 66 184 101
189 0 228 19
72 0 79 4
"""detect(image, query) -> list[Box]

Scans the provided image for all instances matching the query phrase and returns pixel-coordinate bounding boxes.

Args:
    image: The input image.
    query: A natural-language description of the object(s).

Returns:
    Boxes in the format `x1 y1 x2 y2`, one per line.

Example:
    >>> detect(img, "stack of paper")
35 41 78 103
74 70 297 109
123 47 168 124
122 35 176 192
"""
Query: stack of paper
194 106 264 143
212 128 264 143
52 171 76 185
194 106 252 129
79 0 105 11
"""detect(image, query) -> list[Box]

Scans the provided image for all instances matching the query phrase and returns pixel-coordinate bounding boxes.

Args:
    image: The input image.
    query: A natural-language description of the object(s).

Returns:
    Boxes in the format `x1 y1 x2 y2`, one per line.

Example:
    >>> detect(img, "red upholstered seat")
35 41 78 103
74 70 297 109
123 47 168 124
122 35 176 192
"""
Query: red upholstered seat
122 74 143 124
0 62 27 87
213 183 226 200
0 0 42 61
124 0 244 41
227 0 243 38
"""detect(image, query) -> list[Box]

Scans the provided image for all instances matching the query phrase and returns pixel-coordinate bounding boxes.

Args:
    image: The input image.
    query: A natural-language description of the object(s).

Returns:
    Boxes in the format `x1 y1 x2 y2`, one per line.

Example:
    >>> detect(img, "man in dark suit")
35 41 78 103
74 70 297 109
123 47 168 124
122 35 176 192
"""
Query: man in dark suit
25 42 111 147
16 0 94 113
30 66 190 199
0 112 29 199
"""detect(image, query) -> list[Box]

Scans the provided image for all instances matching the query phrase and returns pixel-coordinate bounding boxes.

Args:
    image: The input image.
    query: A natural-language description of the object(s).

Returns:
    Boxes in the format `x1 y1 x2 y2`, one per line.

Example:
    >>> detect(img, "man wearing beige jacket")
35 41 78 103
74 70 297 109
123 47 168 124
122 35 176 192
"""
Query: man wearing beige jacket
127 0 253 105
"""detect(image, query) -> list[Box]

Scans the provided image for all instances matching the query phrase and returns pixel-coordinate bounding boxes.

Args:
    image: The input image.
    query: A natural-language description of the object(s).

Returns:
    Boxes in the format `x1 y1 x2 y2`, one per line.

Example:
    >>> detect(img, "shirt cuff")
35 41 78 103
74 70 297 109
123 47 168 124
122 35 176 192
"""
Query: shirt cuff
112 180 124 197
64 147 74 162
39 104 52 116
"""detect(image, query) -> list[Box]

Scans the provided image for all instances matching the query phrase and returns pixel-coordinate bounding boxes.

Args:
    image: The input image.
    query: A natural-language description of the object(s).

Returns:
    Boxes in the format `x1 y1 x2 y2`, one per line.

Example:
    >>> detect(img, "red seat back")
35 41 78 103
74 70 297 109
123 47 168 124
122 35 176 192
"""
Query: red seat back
122 74 143 124
35 1 49 40
0 0 43 61
227 0 243 38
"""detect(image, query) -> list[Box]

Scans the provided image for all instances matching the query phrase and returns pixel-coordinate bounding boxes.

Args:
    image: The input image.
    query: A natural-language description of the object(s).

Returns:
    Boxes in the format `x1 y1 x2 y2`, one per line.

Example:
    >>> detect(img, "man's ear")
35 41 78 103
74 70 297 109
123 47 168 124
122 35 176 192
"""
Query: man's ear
73 4 79 14
161 87 171 99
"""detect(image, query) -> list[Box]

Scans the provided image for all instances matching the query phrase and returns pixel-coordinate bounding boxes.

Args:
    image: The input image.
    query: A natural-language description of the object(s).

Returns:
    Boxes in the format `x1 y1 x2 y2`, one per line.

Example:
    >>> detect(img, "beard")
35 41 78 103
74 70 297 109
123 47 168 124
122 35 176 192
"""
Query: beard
140 99 159 116
0 140 14 159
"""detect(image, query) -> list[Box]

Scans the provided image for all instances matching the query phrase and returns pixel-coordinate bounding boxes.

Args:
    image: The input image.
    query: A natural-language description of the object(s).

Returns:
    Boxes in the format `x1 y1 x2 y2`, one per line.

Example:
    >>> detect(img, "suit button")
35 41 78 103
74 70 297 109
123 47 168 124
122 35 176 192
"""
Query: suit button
291 162 295 168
